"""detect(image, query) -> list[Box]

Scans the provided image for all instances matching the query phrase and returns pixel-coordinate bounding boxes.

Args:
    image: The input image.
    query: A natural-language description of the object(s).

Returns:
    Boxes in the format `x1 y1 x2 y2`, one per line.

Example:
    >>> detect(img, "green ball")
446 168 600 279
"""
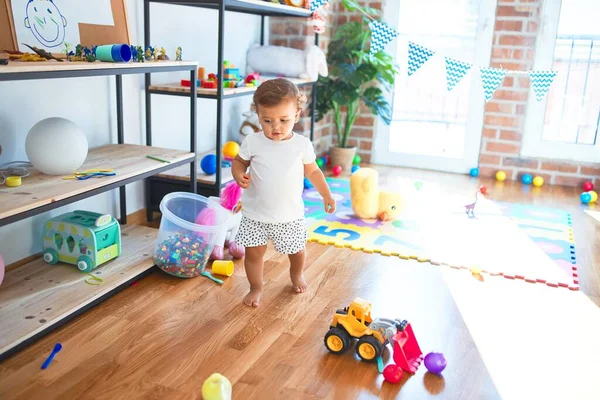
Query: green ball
353 154 362 165
316 158 325 169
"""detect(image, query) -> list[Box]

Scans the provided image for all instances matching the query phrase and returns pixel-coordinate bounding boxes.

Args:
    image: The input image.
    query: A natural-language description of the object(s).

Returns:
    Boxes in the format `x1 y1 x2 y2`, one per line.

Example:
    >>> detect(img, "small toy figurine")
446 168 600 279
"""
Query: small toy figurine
175 46 182 61
75 44 83 57
135 46 144 62
464 187 483 218
63 42 72 60
157 47 168 60
21 43 63 61
145 46 154 61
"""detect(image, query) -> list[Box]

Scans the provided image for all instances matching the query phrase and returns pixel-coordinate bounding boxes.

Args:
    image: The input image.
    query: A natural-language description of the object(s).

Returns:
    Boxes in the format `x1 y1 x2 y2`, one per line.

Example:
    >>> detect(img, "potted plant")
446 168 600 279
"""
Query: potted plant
314 2 399 173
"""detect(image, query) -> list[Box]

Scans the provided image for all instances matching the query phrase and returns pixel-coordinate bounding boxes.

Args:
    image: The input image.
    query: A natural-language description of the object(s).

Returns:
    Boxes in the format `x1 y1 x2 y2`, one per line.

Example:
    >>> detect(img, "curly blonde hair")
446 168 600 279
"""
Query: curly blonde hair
251 78 308 113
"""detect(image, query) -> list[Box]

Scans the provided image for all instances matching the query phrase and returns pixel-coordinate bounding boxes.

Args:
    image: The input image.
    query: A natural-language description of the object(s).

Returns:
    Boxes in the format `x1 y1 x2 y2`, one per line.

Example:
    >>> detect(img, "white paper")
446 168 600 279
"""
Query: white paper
11 0 115 52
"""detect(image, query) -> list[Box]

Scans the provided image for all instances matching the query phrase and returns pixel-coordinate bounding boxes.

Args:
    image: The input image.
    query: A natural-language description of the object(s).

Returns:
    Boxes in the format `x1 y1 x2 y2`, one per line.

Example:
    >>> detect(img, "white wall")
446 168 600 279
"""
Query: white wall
0 1 264 265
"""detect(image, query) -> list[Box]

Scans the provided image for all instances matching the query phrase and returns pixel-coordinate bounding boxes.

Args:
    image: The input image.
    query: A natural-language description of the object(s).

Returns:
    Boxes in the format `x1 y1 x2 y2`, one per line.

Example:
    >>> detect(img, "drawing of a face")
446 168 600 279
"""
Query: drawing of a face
24 0 67 48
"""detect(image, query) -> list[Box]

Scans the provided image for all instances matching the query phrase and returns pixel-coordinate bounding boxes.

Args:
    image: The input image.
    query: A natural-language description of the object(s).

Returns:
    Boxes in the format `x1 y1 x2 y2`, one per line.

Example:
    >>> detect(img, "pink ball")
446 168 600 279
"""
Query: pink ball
332 165 342 176
210 245 224 260
383 364 403 383
228 241 246 258
583 181 594 192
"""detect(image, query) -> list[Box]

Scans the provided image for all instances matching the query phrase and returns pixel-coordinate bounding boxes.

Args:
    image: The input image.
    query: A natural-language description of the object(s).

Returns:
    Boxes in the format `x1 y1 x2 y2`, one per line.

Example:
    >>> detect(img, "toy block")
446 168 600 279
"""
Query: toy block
198 67 205 80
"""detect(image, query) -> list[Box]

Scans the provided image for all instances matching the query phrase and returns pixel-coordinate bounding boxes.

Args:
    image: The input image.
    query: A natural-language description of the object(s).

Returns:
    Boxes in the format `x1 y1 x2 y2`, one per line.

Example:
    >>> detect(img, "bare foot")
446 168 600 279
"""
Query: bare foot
243 288 262 307
291 274 308 293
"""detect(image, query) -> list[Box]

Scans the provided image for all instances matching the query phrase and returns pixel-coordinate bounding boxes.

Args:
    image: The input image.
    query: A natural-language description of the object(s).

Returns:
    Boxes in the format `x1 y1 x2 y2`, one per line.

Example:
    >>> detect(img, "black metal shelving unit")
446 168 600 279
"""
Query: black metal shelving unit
143 0 318 220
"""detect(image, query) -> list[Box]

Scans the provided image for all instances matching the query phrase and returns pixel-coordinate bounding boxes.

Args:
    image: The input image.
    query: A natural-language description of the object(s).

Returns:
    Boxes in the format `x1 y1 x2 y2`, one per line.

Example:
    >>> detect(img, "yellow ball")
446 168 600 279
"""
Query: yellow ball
589 190 598 203
495 170 506 181
533 176 544 187
222 141 240 159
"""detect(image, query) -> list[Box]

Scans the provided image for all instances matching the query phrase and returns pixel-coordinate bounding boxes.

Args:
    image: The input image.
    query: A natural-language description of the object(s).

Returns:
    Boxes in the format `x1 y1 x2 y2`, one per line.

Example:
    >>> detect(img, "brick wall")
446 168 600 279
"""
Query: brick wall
479 0 600 187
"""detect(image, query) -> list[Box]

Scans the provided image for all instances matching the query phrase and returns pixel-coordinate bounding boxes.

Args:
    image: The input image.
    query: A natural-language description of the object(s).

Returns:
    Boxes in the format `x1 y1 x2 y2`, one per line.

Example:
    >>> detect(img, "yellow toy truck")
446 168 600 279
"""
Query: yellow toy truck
324 297 423 373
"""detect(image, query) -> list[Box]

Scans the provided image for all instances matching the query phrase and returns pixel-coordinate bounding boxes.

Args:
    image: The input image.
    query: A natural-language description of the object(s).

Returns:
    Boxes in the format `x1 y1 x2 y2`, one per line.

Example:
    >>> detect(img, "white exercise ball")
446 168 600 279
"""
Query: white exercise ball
25 117 88 175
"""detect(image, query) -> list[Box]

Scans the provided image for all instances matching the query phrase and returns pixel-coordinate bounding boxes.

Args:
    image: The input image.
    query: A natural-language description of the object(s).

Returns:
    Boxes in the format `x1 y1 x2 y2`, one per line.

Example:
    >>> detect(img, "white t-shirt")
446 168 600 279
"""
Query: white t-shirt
238 132 316 224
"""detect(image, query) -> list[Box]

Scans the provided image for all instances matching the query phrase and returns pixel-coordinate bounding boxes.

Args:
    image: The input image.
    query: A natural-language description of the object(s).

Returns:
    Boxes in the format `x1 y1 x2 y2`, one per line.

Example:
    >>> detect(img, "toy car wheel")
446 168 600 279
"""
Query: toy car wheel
42 248 58 265
324 327 350 354
356 335 383 362
77 256 93 273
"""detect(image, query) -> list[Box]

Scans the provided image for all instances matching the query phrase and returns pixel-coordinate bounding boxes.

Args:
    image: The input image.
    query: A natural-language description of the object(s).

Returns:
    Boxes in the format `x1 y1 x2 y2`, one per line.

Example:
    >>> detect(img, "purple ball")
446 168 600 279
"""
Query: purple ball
424 352 447 374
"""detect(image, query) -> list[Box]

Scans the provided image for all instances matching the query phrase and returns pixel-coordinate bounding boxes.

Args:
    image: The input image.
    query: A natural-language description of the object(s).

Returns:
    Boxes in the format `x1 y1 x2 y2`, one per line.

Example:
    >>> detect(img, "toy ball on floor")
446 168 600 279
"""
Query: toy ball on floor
332 165 343 176
222 141 239 160
316 158 325 169
201 154 217 175
383 364 403 384
495 170 506 181
469 167 479 177
583 181 594 192
580 192 592 204
351 165 360 174
424 352 447 374
521 173 533 185
353 154 361 165
479 185 487 194
589 190 598 203
533 176 544 187
304 177 313 189
202 373 232 400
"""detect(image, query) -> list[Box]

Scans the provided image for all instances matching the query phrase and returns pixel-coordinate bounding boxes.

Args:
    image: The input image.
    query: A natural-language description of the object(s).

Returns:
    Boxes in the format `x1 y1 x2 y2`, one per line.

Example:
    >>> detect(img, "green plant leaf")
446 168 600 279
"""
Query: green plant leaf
361 86 392 125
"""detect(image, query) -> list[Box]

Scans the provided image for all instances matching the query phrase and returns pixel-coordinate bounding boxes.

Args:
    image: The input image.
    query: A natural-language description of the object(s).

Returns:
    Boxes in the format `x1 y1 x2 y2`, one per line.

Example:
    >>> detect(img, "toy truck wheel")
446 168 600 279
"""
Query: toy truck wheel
42 248 58 265
356 336 383 362
77 256 93 273
324 327 351 354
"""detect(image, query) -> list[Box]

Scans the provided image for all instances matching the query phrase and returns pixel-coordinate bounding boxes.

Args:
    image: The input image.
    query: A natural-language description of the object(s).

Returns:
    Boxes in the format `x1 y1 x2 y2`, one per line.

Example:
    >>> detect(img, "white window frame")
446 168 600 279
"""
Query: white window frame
521 0 600 163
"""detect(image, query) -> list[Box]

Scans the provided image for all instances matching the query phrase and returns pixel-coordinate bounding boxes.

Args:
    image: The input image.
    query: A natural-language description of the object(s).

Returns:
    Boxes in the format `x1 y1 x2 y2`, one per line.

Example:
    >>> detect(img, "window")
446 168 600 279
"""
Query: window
522 0 600 163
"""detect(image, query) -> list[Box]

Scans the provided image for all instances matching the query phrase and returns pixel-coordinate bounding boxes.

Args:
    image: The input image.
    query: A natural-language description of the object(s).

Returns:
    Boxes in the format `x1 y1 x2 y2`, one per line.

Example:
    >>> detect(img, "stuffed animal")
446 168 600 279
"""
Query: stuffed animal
239 109 261 143
350 167 403 221
246 44 328 82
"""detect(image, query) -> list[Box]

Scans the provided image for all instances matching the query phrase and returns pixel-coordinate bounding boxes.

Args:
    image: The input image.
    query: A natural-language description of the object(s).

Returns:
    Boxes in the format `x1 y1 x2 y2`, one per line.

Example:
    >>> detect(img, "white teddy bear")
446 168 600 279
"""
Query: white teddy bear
246 44 328 82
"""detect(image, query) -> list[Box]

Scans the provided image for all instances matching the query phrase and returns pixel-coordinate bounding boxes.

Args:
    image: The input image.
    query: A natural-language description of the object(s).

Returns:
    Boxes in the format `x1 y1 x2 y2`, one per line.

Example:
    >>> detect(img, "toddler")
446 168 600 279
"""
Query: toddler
232 78 336 307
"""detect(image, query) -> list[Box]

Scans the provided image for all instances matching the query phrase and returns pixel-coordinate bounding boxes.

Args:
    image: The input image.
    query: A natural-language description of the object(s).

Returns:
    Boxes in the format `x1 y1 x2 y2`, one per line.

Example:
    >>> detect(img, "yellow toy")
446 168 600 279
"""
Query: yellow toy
324 297 424 373
496 170 506 181
222 141 240 160
533 176 544 187
202 373 232 400
350 167 402 221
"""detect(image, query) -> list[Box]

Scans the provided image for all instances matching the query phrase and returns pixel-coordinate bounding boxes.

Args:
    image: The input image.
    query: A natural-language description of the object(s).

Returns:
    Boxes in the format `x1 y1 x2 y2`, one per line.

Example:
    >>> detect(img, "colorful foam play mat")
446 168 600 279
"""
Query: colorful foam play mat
303 178 578 290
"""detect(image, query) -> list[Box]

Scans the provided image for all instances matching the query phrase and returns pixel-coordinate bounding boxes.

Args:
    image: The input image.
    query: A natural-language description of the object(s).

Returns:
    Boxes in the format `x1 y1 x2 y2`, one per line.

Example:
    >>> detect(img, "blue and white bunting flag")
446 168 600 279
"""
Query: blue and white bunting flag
310 0 328 12
480 67 506 101
407 42 434 76
445 58 472 91
528 70 557 101
369 20 399 56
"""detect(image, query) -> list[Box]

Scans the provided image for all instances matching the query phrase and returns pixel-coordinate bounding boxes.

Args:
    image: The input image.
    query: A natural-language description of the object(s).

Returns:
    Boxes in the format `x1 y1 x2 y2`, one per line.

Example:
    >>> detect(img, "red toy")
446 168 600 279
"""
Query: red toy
383 364 403 383
583 181 594 192
332 165 342 176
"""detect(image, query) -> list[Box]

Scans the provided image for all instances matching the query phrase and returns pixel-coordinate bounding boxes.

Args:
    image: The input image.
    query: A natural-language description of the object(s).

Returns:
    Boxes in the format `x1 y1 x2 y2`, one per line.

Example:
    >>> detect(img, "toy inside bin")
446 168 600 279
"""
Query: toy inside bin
154 192 229 278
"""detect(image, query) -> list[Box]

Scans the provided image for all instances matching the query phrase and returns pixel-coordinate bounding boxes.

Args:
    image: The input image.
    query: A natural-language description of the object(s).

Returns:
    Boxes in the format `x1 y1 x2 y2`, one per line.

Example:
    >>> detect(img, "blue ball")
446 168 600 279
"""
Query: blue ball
521 173 533 185
351 165 360 173
580 192 592 204
469 167 479 177
303 177 313 189
200 154 217 175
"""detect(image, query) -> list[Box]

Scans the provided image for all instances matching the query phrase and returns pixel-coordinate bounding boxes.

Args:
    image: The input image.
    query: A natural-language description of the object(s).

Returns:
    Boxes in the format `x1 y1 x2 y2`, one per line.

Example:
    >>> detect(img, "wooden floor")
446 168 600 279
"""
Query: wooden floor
1 165 598 399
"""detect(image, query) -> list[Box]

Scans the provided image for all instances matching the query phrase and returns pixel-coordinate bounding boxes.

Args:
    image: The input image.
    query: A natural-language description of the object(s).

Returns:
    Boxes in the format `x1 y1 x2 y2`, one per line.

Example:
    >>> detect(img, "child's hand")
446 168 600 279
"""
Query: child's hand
235 172 251 189
323 195 336 214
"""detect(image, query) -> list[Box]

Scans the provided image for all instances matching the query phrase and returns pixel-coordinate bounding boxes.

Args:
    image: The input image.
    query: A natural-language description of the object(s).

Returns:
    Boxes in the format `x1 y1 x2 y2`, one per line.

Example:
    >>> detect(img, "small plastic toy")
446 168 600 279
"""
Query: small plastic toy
521 173 533 185
222 141 240 160
353 154 362 165
42 210 121 273
332 165 342 176
464 187 483 218
383 364 403 383
201 154 218 175
469 167 479 177
202 373 232 400
583 181 594 192
351 165 360 174
316 158 325 169
495 170 506 181
303 177 313 189
41 343 62 370
580 192 592 204
323 297 423 373
424 352 447 374
175 46 182 61
589 190 598 203
533 176 544 187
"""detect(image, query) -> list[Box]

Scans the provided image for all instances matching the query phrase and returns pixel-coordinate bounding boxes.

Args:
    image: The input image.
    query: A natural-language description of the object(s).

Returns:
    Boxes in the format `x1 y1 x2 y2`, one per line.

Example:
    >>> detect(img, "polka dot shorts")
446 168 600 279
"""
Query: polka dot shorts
235 216 308 255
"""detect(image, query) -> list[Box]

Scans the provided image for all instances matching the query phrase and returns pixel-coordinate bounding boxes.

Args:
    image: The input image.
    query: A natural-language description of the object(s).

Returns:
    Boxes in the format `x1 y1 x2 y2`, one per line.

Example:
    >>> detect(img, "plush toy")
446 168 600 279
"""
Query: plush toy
350 167 403 221
239 109 261 143
246 44 328 82
311 2 329 34
209 181 245 260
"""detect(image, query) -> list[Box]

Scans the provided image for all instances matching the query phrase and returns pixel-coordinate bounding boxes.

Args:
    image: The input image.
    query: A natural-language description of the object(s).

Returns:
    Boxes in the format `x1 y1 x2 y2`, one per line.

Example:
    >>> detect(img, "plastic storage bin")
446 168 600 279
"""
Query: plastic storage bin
154 192 229 278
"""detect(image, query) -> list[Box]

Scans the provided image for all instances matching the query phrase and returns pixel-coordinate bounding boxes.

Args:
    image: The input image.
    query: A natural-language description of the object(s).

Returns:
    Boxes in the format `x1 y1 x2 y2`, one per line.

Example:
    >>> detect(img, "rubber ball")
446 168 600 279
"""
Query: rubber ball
469 167 479 177
583 181 594 192
521 173 533 185
332 165 342 176
589 190 598 203
351 165 360 173
495 170 506 181
383 364 403 384
424 352 447 374
533 176 544 187
222 141 240 160
303 177 313 189
353 154 361 165
580 192 592 204
316 158 325 169
201 154 217 175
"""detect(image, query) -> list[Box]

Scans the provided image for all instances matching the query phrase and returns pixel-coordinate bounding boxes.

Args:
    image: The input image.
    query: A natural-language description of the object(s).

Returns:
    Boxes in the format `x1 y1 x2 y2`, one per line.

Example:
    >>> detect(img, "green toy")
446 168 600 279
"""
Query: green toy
42 210 121 273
